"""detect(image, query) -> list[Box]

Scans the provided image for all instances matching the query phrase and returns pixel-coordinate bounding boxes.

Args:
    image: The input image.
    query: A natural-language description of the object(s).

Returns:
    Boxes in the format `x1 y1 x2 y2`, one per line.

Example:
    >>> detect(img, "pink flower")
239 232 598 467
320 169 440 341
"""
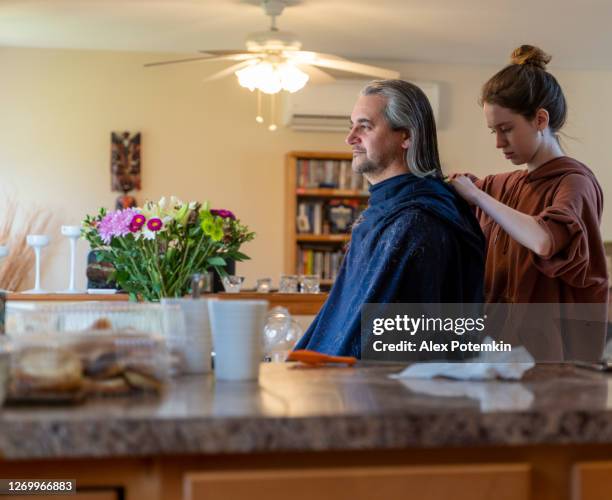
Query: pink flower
98 208 139 244
211 209 236 220
131 214 146 227
147 218 163 232
129 214 146 232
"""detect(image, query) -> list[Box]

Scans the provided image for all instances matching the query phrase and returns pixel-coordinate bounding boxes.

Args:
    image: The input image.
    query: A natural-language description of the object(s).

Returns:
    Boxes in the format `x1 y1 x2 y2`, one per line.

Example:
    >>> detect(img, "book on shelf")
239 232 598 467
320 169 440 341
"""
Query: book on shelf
297 246 345 280
338 161 348 190
296 199 367 235
323 160 336 187
296 158 369 192
313 203 322 234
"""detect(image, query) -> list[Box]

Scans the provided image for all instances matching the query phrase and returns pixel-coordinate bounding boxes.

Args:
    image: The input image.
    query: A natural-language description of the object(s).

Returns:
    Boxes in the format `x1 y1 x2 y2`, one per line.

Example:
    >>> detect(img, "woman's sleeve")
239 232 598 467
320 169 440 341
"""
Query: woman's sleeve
531 173 603 287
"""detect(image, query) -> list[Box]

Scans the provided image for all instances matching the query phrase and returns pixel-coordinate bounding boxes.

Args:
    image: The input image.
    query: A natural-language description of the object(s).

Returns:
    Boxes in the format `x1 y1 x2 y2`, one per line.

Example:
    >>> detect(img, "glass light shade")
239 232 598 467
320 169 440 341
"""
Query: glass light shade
277 63 309 93
235 60 309 95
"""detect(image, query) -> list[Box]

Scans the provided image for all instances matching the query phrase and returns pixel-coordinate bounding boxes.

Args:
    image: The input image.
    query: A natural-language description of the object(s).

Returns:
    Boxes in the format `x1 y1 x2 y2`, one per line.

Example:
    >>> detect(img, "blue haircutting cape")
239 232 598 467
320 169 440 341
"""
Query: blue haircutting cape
295 173 485 357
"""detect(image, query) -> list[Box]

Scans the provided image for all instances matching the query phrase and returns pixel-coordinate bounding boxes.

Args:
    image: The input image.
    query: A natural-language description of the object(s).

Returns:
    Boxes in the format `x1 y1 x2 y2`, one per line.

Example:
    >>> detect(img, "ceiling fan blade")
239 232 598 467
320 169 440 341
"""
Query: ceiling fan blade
295 64 336 84
203 60 255 83
198 50 254 57
311 58 399 79
293 51 345 61
145 53 257 68
295 51 399 79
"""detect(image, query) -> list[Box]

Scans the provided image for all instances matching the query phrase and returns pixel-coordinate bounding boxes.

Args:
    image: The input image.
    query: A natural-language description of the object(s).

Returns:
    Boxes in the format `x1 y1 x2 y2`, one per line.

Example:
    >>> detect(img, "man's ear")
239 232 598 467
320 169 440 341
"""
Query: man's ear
401 131 411 150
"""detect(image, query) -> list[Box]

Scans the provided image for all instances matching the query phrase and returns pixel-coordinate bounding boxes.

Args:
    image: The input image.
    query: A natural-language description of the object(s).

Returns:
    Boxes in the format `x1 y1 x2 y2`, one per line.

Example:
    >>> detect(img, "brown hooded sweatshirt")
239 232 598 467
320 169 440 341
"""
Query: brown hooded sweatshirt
465 157 609 361
470 156 608 304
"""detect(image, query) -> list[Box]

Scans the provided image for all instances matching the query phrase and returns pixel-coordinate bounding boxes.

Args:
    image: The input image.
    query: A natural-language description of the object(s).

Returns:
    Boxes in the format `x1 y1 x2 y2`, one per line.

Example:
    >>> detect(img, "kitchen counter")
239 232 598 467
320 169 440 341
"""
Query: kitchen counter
0 362 611 460
3 363 612 500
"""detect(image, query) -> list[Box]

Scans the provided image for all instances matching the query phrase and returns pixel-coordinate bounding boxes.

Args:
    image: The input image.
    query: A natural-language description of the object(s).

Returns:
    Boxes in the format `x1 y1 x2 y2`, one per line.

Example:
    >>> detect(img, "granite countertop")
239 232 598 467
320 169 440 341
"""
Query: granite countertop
1 363 612 459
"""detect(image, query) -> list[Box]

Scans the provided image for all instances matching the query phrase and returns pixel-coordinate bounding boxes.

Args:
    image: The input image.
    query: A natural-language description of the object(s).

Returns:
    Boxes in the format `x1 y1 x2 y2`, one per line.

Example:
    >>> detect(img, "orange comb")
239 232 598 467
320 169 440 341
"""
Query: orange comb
287 349 357 366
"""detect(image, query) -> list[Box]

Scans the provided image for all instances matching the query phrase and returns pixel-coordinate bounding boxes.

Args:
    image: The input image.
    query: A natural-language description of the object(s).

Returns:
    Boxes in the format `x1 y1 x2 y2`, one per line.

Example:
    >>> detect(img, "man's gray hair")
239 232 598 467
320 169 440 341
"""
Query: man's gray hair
362 80 443 178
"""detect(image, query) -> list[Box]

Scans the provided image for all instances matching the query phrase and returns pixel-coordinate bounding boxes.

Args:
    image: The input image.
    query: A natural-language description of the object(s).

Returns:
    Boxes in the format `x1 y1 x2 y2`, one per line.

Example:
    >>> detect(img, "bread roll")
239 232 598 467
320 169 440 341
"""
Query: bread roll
12 347 83 393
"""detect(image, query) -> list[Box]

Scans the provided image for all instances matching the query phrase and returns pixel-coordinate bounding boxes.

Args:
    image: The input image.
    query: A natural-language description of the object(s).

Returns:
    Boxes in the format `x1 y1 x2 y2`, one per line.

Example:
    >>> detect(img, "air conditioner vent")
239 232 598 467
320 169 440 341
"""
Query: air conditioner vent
283 79 440 133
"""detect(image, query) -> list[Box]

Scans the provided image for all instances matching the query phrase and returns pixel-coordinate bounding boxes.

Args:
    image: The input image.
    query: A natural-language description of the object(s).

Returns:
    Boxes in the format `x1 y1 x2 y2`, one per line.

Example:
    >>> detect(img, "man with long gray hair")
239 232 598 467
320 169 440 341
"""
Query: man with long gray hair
295 79 485 357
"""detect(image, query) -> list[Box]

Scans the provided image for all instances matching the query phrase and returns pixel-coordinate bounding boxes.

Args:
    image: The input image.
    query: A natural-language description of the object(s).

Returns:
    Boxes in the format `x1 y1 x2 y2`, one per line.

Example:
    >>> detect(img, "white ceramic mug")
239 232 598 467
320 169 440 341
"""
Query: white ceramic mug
207 299 269 381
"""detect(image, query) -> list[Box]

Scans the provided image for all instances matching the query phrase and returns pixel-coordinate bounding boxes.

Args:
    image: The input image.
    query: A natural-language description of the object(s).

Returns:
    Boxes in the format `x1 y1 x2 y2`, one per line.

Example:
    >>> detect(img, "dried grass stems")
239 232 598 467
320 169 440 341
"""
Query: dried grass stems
0 198 53 291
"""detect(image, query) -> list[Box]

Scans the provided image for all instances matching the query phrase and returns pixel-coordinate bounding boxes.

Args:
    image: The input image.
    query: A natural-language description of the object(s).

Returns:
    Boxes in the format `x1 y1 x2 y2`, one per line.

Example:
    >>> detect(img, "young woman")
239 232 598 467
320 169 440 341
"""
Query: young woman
451 45 609 360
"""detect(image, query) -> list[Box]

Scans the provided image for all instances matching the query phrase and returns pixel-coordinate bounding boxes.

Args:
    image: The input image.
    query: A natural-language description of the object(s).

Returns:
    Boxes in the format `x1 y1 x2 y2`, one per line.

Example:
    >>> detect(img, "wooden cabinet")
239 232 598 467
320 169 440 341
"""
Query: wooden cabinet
572 461 612 500
0 459 157 500
184 464 531 500
284 151 369 289
13 450 612 499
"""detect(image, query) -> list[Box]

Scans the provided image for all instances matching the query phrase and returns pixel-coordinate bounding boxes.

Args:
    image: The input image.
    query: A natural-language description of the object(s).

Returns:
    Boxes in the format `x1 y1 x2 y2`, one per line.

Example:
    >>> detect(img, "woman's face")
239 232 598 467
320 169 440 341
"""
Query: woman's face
484 103 541 166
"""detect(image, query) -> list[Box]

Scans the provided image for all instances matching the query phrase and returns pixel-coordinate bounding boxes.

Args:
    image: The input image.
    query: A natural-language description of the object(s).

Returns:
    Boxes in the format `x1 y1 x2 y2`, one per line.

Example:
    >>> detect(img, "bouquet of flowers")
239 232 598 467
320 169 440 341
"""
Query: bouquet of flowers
82 196 255 301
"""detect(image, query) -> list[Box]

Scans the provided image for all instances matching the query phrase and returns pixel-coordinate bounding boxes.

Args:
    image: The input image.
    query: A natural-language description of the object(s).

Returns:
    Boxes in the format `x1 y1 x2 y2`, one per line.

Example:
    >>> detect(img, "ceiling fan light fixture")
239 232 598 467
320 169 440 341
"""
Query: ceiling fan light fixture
236 61 279 93
235 60 308 94
277 62 309 92
245 30 302 53
144 0 399 131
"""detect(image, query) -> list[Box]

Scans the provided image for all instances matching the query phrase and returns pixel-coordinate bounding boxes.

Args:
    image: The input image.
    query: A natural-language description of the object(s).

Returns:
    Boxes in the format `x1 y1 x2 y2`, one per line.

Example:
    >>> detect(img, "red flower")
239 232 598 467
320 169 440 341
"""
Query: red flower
211 209 236 220
147 218 163 231
130 214 146 227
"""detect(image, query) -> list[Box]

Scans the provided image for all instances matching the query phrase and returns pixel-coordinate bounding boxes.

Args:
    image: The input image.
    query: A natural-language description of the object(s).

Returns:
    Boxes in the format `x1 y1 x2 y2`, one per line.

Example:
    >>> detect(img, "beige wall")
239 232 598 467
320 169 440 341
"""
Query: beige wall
0 47 610 291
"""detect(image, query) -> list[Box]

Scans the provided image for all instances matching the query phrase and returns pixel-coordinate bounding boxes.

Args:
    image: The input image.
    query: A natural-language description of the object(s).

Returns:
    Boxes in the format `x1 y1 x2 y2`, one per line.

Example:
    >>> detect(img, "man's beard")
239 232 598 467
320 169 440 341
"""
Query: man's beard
352 156 384 175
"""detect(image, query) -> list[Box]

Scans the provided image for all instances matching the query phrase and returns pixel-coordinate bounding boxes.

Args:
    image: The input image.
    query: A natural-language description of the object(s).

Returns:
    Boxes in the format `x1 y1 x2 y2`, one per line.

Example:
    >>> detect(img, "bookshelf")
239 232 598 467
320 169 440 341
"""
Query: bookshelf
285 151 370 288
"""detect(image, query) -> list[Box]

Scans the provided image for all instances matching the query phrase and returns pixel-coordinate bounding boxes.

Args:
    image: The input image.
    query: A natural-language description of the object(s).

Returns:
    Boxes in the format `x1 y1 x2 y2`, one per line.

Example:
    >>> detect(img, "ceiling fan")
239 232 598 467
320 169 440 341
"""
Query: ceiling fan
145 0 400 99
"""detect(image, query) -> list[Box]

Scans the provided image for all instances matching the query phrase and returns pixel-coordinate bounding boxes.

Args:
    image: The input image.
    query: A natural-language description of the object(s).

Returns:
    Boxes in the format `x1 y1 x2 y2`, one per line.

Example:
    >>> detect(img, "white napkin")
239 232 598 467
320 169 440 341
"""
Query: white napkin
397 379 534 411
390 337 535 381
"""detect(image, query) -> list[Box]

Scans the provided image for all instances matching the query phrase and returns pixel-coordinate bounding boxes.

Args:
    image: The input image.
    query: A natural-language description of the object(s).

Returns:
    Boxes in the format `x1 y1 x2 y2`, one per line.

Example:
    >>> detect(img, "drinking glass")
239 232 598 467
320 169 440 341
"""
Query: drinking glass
278 274 298 293
300 274 320 293
222 275 244 293
255 278 272 293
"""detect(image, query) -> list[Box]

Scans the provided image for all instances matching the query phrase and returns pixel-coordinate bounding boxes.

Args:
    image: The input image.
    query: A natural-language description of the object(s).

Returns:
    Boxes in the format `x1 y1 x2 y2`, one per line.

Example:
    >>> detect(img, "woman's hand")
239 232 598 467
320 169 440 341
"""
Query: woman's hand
450 175 482 205
450 175 552 257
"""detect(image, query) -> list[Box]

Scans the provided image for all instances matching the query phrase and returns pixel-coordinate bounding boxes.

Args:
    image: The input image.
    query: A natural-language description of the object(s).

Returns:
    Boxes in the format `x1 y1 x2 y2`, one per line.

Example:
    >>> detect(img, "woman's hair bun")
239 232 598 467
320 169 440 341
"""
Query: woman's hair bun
510 45 551 69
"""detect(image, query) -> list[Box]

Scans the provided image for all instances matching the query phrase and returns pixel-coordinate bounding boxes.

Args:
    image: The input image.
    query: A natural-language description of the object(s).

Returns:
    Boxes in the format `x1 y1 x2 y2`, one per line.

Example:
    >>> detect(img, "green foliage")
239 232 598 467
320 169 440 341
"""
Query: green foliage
81 199 254 301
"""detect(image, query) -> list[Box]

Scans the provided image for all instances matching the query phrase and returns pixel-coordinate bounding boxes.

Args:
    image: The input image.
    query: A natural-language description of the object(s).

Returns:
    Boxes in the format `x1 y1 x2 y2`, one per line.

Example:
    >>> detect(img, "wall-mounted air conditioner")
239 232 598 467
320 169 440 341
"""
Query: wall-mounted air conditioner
283 79 440 132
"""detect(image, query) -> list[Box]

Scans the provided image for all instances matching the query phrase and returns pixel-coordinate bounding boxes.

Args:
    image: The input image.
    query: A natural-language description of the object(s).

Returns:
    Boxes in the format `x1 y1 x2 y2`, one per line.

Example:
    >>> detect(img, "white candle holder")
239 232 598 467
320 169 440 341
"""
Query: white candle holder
61 225 82 294
25 234 50 294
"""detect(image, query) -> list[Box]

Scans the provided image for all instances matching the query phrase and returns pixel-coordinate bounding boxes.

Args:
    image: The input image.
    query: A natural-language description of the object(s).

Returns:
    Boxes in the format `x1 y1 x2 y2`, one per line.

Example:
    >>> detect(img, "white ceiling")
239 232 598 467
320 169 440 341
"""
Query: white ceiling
1 0 612 70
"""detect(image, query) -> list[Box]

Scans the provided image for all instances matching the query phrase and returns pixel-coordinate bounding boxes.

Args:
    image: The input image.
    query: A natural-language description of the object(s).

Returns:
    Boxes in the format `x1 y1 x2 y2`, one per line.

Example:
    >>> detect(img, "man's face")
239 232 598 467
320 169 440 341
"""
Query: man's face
346 94 408 176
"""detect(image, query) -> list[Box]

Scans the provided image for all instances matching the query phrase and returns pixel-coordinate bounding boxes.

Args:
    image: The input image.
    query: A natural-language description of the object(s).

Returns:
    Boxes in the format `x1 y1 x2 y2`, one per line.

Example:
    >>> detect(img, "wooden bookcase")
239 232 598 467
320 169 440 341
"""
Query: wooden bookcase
284 151 370 288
